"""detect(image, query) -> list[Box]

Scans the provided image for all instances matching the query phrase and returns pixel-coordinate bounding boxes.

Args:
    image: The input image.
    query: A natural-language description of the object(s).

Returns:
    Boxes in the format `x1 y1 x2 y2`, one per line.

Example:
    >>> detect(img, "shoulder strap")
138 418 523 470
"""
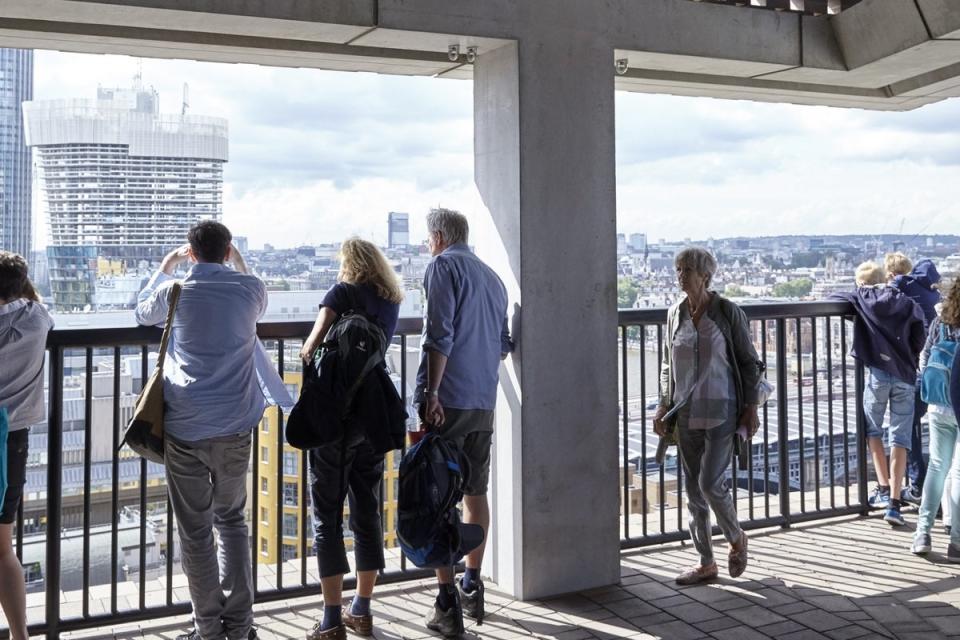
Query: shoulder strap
155 283 182 372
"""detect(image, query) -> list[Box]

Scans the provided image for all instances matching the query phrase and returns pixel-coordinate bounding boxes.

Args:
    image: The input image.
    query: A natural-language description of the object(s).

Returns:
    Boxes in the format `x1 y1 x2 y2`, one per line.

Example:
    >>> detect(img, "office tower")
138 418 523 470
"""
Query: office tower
0 49 33 257
23 85 228 310
388 211 409 249
628 233 647 253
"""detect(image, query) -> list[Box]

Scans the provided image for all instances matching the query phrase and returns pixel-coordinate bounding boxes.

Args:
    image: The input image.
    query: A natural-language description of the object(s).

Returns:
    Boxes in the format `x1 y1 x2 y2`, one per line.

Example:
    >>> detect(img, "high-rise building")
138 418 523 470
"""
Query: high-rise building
388 211 409 249
628 233 647 253
0 48 33 257
23 85 228 310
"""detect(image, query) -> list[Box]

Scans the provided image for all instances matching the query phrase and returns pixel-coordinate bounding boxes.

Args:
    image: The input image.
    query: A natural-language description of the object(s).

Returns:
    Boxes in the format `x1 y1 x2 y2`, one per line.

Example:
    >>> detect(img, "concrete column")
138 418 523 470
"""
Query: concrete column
474 35 620 600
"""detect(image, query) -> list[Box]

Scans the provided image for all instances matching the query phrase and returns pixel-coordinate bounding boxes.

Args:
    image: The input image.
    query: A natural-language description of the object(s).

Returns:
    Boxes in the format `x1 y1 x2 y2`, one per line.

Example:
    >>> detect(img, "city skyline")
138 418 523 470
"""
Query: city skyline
26 49 960 253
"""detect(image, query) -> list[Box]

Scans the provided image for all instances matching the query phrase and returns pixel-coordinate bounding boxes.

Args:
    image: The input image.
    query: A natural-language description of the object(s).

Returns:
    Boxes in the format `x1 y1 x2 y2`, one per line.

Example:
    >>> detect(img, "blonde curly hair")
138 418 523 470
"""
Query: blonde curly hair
338 237 404 304
941 279 960 329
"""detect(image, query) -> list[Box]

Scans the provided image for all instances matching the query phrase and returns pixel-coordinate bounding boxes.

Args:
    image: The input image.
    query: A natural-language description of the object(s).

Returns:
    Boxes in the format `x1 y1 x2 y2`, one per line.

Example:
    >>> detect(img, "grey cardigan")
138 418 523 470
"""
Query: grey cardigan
659 292 762 417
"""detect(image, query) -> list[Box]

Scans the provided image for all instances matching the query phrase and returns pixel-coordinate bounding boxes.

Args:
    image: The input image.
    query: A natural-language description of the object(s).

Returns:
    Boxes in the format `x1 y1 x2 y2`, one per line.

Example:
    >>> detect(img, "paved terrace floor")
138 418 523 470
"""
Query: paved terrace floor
63 514 960 640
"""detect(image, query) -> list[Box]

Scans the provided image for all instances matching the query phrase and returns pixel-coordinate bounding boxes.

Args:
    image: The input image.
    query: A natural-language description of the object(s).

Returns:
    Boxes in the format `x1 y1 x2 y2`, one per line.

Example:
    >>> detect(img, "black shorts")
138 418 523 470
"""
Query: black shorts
1 429 29 525
437 409 494 496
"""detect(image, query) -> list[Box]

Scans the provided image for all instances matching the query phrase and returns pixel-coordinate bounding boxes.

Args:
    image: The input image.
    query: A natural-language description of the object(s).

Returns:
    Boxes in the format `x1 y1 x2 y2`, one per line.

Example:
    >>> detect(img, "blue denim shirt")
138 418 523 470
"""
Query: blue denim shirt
416 244 512 411
135 263 293 442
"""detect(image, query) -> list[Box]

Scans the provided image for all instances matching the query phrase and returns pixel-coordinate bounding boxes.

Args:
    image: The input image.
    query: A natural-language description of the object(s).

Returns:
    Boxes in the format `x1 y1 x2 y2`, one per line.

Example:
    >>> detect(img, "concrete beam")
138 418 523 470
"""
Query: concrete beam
66 0 377 27
916 0 960 39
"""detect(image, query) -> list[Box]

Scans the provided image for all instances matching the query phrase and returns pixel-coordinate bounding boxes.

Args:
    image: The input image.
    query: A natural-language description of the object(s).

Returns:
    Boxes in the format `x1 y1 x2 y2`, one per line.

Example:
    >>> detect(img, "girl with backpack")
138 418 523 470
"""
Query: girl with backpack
912 279 960 558
0 252 53 640
298 238 403 640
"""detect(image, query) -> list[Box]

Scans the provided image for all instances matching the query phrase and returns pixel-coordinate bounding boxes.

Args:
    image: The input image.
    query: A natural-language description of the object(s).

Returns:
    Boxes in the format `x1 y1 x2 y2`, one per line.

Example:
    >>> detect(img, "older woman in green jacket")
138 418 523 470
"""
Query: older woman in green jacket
654 247 761 585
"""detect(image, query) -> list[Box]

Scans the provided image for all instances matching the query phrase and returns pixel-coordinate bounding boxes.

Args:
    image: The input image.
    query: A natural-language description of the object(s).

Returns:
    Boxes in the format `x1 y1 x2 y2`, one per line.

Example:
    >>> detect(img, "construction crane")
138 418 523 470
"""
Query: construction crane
181 83 190 117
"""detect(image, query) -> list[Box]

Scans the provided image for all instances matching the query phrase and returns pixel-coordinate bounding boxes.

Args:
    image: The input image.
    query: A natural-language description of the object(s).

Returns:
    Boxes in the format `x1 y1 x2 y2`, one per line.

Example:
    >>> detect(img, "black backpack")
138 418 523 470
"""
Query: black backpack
285 288 387 450
397 432 484 568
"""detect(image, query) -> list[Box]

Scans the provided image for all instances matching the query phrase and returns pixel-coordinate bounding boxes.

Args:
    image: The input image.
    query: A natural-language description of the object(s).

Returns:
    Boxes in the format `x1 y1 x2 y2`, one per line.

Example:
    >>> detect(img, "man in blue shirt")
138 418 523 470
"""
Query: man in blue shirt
416 208 512 637
136 221 288 640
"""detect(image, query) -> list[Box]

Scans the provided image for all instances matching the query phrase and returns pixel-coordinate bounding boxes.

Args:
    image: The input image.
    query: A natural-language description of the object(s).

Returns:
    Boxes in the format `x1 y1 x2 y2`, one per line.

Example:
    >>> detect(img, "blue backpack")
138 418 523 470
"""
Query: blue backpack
397 432 484 569
921 323 958 408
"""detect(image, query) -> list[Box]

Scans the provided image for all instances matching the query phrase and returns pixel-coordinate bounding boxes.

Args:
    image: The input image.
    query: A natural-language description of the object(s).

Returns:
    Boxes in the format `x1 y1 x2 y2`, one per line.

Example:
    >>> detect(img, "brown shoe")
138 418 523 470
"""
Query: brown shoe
728 532 748 578
305 622 346 640
342 608 373 637
675 562 718 585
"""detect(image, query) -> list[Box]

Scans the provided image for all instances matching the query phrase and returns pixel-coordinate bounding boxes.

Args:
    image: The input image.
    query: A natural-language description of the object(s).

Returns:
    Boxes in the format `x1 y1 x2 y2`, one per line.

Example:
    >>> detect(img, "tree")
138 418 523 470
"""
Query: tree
772 278 813 299
618 276 639 309
725 283 747 298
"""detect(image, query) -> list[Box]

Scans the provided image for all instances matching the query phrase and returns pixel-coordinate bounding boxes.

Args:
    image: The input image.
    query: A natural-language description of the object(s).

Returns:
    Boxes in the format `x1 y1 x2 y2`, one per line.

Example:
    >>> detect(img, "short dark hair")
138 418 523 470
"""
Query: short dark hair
0 251 30 300
188 220 232 263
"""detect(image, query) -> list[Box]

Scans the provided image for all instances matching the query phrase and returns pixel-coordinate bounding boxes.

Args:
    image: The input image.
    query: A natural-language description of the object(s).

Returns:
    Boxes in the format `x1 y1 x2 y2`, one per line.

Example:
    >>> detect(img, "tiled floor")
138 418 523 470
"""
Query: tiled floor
67 514 960 639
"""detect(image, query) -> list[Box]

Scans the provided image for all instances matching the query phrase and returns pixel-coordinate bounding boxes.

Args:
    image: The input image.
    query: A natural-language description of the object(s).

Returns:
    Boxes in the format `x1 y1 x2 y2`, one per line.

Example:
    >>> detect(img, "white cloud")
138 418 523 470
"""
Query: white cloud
29 49 960 250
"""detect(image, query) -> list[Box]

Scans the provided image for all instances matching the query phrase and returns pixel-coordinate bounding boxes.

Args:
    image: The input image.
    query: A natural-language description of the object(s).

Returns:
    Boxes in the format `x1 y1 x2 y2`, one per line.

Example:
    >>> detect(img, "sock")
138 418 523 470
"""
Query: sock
437 584 457 611
891 498 904 510
461 568 480 593
350 596 371 616
879 484 890 492
321 605 342 631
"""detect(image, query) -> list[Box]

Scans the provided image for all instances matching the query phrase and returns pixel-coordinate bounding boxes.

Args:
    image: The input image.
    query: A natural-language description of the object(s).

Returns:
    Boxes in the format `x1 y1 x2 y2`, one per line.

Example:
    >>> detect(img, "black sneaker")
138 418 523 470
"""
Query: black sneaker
425 592 464 638
176 631 200 640
457 578 485 624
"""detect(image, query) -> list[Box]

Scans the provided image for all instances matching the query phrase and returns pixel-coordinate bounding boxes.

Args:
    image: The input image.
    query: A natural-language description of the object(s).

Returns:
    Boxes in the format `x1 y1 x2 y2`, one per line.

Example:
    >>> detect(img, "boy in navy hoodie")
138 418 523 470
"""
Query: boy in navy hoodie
887 254 942 505
831 261 926 527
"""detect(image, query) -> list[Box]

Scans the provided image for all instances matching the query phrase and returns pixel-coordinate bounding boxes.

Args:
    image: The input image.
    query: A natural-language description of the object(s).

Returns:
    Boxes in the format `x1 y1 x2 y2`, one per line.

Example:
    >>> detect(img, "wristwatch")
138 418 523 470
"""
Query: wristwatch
425 389 439 396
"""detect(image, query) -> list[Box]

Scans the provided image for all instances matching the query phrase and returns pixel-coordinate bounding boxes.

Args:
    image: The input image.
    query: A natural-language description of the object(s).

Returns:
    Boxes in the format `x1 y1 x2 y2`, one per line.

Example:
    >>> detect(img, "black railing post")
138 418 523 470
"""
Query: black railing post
855 360 869 513
776 318 791 526
45 345 64 640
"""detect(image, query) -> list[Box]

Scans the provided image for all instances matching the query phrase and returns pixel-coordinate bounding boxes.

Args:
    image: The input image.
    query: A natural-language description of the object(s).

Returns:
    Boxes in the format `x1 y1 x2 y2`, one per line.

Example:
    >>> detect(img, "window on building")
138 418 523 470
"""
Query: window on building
260 538 268 555
261 478 268 494
283 482 298 506
283 451 298 476
283 513 298 538
282 544 298 561
261 507 269 524
261 447 269 464
262 416 269 433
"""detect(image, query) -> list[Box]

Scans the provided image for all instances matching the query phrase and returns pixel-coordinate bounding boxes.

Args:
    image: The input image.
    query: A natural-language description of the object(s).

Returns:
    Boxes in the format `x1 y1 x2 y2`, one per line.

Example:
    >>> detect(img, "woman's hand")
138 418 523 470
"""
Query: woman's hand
740 405 760 438
653 404 670 437
299 340 316 363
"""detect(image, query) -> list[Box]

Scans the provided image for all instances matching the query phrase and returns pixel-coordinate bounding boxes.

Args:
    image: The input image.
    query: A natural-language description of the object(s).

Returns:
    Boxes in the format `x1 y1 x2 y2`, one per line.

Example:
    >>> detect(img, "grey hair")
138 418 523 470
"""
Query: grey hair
426 208 469 245
675 246 718 288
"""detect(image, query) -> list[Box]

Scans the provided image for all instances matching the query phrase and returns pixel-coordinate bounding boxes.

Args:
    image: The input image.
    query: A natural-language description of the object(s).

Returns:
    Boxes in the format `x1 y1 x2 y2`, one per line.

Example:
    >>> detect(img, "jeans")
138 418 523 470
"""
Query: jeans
918 411 960 545
908 380 928 489
165 432 254 640
864 367 915 451
309 437 385 578
677 415 743 566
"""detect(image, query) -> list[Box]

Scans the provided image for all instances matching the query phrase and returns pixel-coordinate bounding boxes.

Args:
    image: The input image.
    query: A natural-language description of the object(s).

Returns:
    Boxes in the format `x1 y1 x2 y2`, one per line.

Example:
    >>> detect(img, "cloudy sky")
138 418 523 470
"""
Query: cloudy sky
32 49 960 250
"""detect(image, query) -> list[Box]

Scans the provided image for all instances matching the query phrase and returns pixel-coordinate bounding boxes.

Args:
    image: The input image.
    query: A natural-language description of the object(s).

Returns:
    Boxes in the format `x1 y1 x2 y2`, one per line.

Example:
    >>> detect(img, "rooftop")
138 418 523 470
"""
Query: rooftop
63 515 960 640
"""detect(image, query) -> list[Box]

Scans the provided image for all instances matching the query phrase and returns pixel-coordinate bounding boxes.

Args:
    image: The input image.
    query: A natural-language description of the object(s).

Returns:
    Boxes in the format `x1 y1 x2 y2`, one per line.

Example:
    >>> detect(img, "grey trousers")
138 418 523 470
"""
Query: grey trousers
165 432 254 640
676 415 743 566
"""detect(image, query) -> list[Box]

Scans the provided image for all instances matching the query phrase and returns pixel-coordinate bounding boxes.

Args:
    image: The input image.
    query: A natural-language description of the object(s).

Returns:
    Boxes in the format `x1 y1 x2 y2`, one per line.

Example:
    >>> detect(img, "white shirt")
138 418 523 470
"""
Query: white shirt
134 263 293 442
671 315 737 429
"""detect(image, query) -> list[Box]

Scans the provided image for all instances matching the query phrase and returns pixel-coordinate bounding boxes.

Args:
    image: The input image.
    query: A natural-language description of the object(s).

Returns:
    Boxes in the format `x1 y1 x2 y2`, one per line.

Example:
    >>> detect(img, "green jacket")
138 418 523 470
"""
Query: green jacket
657 293 763 469
659 292 762 415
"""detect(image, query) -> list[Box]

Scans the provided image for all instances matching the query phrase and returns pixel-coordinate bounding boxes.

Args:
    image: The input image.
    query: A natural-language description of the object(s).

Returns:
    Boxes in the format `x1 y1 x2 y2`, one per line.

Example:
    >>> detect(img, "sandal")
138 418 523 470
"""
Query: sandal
675 562 718 585
728 532 748 578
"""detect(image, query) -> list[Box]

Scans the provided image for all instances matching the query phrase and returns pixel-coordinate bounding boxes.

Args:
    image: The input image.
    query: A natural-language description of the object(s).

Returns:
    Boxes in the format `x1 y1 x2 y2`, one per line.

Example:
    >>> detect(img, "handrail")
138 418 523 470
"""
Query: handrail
619 299 854 325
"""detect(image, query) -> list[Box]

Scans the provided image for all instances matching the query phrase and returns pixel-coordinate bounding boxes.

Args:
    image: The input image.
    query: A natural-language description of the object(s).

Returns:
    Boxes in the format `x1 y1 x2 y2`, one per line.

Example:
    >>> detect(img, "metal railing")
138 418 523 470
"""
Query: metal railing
16 318 428 640
2 302 874 637
618 300 869 548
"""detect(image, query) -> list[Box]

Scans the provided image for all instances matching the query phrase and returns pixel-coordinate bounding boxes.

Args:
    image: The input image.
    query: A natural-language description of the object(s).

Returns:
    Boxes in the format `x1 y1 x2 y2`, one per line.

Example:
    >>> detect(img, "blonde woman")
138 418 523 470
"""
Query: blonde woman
299 238 403 640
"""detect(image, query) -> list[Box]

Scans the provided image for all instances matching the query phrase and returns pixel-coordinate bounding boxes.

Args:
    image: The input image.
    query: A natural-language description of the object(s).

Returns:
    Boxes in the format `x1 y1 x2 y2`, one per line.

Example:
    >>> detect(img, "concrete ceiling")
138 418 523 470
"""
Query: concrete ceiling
0 0 958 110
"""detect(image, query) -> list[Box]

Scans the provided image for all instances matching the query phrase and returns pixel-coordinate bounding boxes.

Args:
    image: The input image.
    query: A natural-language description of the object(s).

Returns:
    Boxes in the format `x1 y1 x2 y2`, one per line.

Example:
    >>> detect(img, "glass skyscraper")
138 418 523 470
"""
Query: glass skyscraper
0 48 33 258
